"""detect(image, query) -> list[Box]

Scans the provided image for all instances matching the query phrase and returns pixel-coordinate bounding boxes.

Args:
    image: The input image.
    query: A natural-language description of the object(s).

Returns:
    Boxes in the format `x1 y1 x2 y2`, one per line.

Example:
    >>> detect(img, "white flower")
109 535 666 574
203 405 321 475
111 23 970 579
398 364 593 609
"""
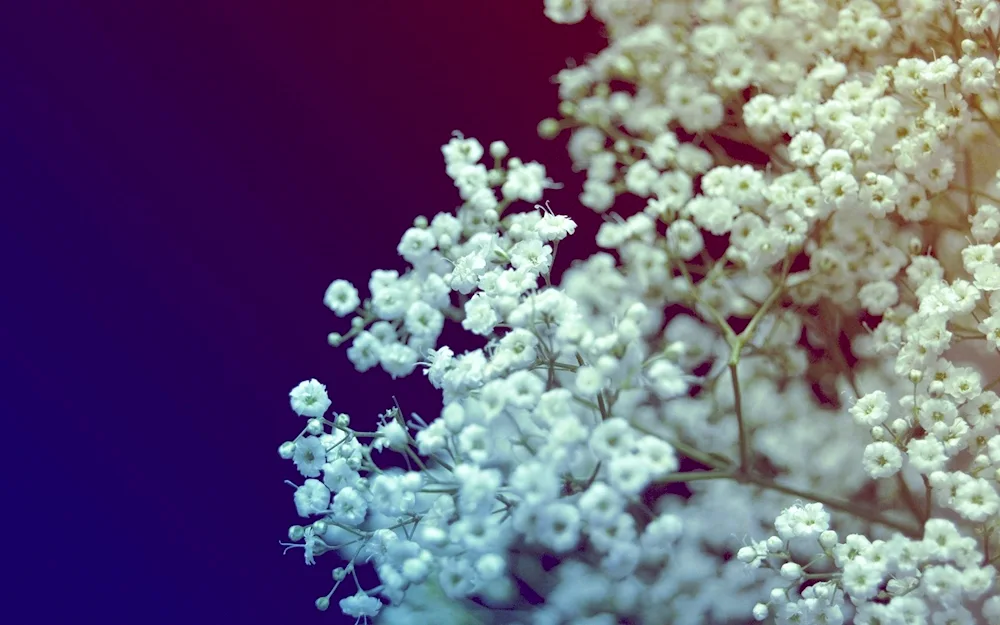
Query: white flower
850 390 889 426
819 171 859 207
590 418 637 460
841 559 885 600
536 501 582 552
456 423 492 464
322 457 360 492
665 218 704 260
684 196 739 236
373 418 409 452
289 379 332 418
397 227 436 265
339 591 383 620
581 179 615 212
536 212 577 241
502 160 555 203
578 482 626 527
646 359 688 399
906 437 947 474
403 301 444 339
607 453 653 497
293 479 330 518
346 332 381 372
441 133 483 167
461 292 498 336
974 262 1000 290
331 486 368 526
379 341 418 379
292 436 326 477
961 56 996 93
787 130 825 167
543 0 587 24
634 436 678 477
775 502 830 540
862 441 903 479
323 279 360 317
858 280 899 316
451 163 489 199
953 477 1000 522
509 239 553 273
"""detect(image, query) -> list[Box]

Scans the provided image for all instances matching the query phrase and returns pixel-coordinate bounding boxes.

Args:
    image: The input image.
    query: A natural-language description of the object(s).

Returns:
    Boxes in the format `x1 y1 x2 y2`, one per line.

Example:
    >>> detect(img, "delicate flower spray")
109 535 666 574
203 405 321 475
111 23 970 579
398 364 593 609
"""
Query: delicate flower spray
279 1 1000 623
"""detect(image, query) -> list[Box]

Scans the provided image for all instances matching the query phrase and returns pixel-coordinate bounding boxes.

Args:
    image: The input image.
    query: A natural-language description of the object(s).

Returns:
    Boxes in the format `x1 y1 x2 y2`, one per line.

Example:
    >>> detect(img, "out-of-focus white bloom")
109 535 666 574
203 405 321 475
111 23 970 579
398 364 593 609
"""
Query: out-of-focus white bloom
293 479 330 518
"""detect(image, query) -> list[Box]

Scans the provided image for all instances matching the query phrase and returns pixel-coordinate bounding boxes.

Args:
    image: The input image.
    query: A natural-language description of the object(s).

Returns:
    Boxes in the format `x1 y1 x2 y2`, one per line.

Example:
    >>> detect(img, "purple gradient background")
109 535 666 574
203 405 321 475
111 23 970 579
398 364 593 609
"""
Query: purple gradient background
2 2 603 623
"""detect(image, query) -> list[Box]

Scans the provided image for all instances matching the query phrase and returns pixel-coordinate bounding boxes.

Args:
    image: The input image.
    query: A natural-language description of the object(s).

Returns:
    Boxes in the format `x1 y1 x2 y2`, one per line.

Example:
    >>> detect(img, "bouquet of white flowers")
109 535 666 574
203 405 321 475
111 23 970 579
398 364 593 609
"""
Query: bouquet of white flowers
278 1 1000 623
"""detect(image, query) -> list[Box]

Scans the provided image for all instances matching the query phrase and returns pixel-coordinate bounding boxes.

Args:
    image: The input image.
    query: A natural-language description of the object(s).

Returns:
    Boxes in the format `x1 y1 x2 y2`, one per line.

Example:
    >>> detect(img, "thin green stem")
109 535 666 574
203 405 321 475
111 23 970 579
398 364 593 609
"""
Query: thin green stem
657 470 733 484
739 473 922 538
922 474 932 523
630 422 731 470
729 361 751 474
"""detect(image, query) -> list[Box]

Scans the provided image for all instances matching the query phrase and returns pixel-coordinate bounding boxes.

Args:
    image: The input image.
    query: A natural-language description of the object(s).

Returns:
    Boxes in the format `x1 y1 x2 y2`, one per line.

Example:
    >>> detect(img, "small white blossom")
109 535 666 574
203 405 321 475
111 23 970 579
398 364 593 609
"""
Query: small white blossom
289 379 332 418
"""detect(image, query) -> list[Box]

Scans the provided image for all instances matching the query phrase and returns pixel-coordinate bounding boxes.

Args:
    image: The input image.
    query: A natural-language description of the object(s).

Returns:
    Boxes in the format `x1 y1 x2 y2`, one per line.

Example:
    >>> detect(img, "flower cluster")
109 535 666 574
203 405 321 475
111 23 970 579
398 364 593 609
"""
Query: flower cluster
279 1 1000 623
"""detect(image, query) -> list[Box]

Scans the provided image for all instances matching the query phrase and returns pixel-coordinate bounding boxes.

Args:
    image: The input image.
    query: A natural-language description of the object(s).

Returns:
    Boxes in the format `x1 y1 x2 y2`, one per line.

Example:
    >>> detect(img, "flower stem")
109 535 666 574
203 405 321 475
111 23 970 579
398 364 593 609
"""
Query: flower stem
729 361 751 475
737 472 922 538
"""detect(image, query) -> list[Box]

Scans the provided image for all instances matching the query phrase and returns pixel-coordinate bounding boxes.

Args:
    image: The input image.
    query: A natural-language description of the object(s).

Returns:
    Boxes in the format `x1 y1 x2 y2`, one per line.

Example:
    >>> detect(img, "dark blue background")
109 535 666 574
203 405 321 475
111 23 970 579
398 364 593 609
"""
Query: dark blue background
2 2 602 623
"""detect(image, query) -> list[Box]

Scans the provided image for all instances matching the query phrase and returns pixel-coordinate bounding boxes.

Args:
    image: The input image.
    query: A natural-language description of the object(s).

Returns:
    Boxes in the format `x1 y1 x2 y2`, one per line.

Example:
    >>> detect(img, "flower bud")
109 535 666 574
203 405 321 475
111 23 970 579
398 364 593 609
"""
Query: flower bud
752 603 769 621
336 413 351 427
489 141 509 159
871 426 886 441
819 530 838 549
617 318 640 342
538 118 561 139
766 536 784 552
780 562 803 580
332 567 347 581
327 332 343 347
417 525 448 547
769 588 787 604
610 55 634 78
288 525 305 541
663 341 687 362
312 520 327 534
812 582 834 599
315 597 330 611
908 369 922 384
928 380 945 398
278 441 296 460
736 546 758 563
730 296 755 317
413 215 428 228
306 418 324 436
475 553 506 581
891 418 911 437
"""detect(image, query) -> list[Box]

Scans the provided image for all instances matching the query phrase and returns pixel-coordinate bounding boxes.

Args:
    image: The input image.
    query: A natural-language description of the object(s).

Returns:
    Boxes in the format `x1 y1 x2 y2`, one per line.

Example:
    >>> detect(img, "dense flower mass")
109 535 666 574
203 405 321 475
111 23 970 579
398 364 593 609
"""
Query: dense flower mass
279 1 1000 623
